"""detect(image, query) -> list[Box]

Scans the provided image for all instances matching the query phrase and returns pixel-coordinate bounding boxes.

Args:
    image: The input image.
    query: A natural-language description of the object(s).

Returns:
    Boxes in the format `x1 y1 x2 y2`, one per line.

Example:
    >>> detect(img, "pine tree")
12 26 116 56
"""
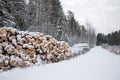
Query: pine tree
96 33 102 45
5 0 28 30
26 0 36 27
0 0 16 27
28 0 66 40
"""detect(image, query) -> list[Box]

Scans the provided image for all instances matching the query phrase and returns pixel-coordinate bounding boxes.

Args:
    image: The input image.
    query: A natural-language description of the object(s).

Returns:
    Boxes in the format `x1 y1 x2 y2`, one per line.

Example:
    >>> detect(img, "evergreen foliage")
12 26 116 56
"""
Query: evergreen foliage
97 30 120 46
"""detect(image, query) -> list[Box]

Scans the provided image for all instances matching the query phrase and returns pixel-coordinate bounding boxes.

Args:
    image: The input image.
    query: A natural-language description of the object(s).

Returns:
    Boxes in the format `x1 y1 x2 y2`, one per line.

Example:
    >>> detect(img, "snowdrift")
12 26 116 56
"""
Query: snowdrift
0 27 73 72
70 43 90 54
1 46 120 80
102 44 120 55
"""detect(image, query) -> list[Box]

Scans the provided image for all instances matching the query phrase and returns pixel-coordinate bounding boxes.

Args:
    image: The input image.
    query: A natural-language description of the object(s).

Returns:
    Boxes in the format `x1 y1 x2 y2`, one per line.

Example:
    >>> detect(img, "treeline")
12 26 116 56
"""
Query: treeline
0 0 29 30
0 0 96 46
97 30 120 46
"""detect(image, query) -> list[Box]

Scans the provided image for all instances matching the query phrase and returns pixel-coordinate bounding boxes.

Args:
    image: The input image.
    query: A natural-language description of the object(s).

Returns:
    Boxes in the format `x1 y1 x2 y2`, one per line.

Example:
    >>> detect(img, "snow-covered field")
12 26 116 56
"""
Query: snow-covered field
0 46 120 80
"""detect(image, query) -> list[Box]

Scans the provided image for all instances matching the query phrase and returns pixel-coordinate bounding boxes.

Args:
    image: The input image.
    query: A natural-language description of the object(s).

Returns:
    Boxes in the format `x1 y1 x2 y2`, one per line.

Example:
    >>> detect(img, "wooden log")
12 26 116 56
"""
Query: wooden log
54 52 59 56
0 50 3 54
38 49 42 54
10 60 17 67
31 38 36 44
35 39 40 44
14 44 20 50
2 67 8 72
23 61 30 67
47 59 52 63
32 59 37 64
18 59 23 67
6 48 12 54
26 50 35 57
0 31 3 35
9 36 16 41
39 37 44 41
1 30 7 34
4 56 9 66
29 59 33 63
10 56 18 67
50 54 56 60
0 62 4 68
40 33 44 37
28 45 34 51
49 44 54 50
22 38 28 43
34 33 40 39
1 36 7 41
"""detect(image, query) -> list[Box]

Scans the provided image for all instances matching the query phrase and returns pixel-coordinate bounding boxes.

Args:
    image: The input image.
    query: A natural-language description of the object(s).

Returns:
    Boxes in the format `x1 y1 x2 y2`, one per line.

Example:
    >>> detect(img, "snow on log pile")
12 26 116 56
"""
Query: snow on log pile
0 27 73 72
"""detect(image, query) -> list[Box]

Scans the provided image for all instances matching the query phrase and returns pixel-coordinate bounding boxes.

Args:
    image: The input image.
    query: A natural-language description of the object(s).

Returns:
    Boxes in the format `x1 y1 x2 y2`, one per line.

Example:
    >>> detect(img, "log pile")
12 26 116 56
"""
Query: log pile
0 27 73 72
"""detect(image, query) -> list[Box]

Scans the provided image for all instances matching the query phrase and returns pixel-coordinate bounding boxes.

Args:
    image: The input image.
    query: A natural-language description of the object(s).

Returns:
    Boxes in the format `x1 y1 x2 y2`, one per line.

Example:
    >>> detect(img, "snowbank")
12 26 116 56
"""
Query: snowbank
102 44 120 55
70 43 90 55
0 46 120 80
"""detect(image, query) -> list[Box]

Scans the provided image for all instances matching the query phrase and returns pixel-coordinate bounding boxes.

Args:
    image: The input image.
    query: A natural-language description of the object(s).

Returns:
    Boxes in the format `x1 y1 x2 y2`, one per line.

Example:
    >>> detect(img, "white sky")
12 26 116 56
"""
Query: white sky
60 0 120 34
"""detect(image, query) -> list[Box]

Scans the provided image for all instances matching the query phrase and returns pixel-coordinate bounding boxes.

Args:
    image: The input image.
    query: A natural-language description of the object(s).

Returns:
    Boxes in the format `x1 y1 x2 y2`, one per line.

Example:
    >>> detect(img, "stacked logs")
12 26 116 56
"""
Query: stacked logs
0 27 73 72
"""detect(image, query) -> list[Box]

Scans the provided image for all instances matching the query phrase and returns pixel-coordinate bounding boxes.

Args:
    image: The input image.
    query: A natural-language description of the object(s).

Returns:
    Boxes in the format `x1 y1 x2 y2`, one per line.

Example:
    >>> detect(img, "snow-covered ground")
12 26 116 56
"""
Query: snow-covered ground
102 44 120 55
0 46 120 80
70 43 89 54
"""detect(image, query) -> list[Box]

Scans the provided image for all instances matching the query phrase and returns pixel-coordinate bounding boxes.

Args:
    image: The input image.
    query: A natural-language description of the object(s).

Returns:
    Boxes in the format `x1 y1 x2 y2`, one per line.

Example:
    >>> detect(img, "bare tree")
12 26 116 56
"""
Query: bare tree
84 19 96 48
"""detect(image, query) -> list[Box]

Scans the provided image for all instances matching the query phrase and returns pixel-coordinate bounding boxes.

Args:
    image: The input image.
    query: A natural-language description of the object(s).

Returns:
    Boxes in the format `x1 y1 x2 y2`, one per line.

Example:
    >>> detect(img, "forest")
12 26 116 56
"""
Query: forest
0 0 96 46
97 30 120 46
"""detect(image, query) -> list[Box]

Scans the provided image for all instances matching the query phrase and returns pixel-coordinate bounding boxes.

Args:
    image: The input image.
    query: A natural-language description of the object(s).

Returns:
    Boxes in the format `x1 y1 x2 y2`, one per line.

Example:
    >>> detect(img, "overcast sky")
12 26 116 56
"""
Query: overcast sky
60 0 120 34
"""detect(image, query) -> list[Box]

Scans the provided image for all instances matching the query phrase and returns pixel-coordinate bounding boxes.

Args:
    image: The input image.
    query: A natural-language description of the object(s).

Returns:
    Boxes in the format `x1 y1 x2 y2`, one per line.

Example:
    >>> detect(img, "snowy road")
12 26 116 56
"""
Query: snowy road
0 46 120 80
